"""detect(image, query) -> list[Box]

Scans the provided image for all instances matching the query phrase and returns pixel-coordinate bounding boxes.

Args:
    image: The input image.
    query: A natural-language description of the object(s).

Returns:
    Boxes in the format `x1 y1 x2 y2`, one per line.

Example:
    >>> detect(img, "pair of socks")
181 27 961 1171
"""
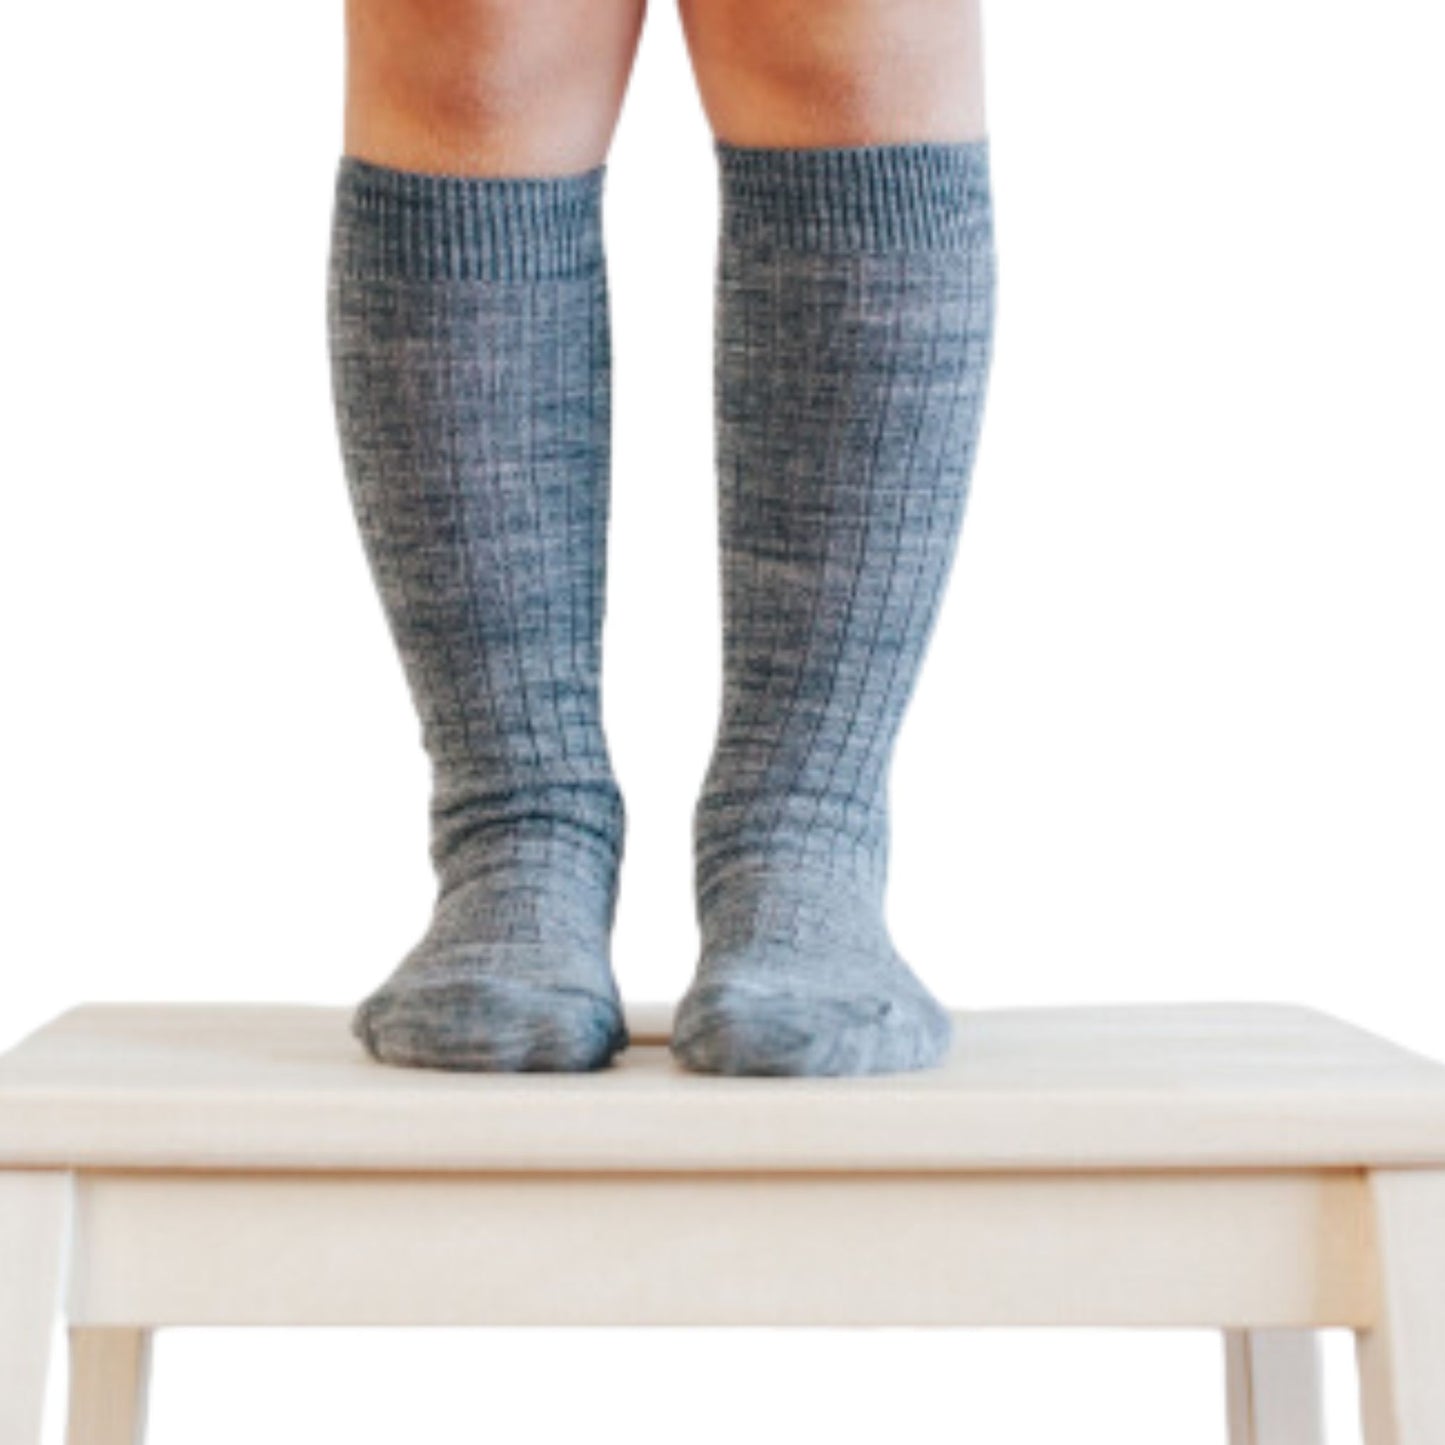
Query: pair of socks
327 138 995 1077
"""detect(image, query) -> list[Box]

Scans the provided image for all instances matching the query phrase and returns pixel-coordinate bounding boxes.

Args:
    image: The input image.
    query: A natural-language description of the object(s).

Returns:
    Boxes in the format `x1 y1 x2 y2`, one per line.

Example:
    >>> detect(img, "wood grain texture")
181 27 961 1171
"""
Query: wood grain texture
1356 1170 1445 1444
1224 1331 1325 1445
0 1172 71 1445
4 1003 1445 1172
66 1329 151 1445
67 1170 1372 1329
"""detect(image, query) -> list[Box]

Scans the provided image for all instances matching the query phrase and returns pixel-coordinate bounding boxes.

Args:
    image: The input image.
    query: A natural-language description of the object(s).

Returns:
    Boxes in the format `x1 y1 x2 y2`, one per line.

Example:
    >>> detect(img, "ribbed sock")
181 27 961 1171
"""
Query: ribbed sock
328 157 627 1071
674 140 997 1076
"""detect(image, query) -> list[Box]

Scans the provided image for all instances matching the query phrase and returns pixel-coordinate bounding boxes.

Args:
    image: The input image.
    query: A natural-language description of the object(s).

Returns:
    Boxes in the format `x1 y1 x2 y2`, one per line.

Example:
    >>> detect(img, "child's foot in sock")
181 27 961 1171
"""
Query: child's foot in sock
353 840 627 1072
673 871 950 1077
354 948 626 1072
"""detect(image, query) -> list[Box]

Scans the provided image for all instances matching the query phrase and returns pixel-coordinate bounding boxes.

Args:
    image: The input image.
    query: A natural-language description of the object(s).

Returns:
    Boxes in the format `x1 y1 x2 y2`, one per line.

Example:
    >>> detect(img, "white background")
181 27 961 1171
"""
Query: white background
2 0 1441 1439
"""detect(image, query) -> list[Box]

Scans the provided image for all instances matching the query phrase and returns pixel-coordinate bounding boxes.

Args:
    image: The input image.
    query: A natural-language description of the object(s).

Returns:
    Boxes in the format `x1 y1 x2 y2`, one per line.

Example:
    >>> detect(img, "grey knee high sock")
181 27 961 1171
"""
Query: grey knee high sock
328 158 627 1071
674 140 996 1076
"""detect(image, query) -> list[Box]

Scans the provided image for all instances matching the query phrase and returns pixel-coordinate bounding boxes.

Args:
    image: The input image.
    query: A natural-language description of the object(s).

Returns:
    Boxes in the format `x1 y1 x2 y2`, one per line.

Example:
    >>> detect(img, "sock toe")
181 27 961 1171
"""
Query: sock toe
354 956 628 1073
671 970 951 1077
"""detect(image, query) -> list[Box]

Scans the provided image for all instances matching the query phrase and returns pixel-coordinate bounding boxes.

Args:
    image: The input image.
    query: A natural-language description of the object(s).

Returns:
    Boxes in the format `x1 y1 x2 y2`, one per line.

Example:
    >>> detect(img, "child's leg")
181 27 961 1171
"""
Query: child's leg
331 0 646 1070
674 0 996 1075
678 0 986 148
345 0 644 175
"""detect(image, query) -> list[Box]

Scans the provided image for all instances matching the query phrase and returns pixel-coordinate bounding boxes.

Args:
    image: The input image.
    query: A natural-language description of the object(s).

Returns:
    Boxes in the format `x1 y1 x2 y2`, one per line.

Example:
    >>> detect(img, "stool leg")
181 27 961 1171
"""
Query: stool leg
1357 1170 1445 1445
1224 1330 1324 1445
0 1172 72 1445
66 1330 152 1445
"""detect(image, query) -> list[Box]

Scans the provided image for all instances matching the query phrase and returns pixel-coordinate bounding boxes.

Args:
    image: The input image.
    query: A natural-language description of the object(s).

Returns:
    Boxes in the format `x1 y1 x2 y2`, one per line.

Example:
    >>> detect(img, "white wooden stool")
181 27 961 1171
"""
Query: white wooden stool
3 1002 1445 1445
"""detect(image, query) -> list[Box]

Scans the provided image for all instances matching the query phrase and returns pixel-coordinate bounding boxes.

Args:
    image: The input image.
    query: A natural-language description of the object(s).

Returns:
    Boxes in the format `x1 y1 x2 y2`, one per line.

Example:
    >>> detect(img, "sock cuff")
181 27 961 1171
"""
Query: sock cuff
716 138 991 253
331 156 606 282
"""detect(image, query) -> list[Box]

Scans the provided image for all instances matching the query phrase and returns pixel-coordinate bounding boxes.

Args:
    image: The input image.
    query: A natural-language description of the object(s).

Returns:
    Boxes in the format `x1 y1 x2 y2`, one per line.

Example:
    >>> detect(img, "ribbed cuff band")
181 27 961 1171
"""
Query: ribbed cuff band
331 156 606 282
717 138 991 252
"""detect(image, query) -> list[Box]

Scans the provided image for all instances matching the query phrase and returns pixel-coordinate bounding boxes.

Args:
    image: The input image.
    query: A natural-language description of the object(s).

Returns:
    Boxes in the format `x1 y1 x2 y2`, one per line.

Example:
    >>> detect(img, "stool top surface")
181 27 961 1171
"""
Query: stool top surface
3 1003 1445 1173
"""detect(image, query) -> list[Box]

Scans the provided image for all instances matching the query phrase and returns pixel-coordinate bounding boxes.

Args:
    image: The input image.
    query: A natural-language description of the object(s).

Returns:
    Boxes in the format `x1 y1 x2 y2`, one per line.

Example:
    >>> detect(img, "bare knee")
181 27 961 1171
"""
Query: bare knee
680 0 986 147
346 0 645 175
